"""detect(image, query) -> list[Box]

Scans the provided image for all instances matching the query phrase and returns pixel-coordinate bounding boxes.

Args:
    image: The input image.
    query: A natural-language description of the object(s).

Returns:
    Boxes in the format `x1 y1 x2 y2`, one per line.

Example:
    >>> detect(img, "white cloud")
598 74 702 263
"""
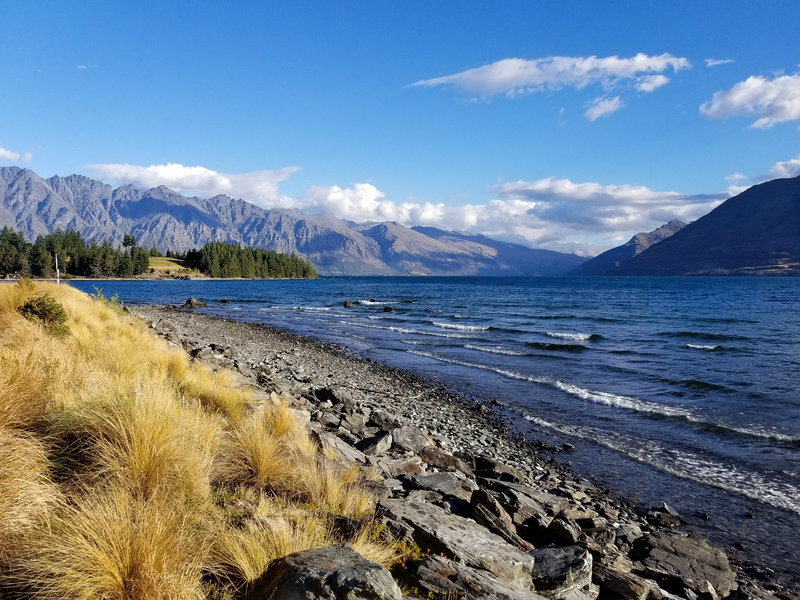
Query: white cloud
301 177 723 256
84 162 300 208
768 154 800 179
700 73 800 128
0 145 32 163
635 74 670 92
84 161 726 256
412 53 690 97
584 96 624 121
705 58 734 67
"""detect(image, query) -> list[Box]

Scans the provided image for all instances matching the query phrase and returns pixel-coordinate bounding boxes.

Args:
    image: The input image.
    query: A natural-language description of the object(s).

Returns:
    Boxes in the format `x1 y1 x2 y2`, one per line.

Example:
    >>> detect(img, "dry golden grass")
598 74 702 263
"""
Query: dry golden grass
49 376 222 502
11 485 207 600
209 492 397 585
178 365 251 423
0 428 58 565
0 281 396 598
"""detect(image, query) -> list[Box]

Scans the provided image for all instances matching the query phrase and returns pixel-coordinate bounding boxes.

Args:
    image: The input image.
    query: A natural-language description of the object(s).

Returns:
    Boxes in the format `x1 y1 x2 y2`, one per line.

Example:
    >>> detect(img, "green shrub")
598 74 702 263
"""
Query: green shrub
18 294 70 337
91 286 125 314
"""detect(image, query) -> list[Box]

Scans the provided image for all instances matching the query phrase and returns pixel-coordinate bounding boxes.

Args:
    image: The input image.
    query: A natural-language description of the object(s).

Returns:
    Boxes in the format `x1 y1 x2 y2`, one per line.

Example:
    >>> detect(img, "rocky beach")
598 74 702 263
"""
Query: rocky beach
132 304 796 600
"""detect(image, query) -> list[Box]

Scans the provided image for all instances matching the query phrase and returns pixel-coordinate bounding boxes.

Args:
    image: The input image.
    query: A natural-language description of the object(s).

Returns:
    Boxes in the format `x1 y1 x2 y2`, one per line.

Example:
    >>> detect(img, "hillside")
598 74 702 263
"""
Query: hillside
617 176 800 275
0 167 583 276
570 220 686 276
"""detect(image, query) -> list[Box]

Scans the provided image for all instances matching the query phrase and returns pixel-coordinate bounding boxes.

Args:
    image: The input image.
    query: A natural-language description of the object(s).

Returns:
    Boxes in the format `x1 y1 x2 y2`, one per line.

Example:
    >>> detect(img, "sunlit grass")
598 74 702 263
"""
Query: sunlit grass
0 281 396 598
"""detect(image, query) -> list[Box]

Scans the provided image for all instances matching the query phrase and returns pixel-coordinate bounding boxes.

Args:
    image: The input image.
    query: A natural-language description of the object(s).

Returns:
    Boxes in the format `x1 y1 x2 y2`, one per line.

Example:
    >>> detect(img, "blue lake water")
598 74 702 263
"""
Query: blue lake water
70 276 800 581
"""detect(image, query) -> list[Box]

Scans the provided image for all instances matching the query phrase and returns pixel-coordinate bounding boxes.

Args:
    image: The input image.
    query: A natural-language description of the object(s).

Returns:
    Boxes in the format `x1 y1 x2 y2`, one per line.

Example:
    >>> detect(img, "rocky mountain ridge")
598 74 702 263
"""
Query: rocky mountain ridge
570 220 687 276
0 166 585 276
618 176 800 276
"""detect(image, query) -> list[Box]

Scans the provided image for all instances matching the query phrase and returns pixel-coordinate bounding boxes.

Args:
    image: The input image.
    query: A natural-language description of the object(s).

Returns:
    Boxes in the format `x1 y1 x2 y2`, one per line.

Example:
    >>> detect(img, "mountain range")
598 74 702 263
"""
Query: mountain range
0 166 585 276
3 166 798 277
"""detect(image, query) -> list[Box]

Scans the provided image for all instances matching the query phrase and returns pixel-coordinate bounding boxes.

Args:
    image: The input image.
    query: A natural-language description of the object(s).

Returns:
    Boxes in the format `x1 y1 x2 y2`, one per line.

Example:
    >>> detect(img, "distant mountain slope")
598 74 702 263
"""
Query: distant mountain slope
617 176 800 275
0 166 584 276
570 220 686 275
412 226 587 275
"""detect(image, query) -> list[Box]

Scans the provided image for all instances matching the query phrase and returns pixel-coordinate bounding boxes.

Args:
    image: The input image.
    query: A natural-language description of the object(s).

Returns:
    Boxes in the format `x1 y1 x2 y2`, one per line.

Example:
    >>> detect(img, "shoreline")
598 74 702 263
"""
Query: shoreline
131 304 797 597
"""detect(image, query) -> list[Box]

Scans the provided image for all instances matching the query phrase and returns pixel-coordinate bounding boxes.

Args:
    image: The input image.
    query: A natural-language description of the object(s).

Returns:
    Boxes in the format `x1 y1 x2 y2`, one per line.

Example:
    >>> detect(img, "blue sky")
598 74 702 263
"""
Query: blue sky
1 1 799 255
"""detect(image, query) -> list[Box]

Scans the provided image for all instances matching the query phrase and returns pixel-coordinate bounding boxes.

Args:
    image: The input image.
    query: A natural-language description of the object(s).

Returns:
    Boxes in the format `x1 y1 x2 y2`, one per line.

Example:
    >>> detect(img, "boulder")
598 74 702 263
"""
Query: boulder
631 533 737 598
410 472 478 502
245 544 401 600
470 489 532 550
418 444 471 473
391 424 432 453
311 430 368 465
182 297 207 308
414 555 547 600
478 478 570 514
379 498 536 590
356 432 393 456
547 513 583 546
530 546 598 600
592 563 652 600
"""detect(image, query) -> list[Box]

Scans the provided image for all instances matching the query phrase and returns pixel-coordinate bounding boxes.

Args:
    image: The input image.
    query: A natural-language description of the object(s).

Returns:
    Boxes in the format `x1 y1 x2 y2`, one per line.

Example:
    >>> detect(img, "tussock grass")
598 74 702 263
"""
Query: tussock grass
12 486 207 600
210 492 398 586
0 428 58 564
178 365 251 423
49 376 222 501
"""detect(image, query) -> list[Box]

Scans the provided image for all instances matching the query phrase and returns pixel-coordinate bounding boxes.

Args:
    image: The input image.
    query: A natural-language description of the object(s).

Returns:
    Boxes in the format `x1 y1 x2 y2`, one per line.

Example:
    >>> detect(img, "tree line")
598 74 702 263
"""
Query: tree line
0 228 316 280
184 241 316 279
0 227 150 278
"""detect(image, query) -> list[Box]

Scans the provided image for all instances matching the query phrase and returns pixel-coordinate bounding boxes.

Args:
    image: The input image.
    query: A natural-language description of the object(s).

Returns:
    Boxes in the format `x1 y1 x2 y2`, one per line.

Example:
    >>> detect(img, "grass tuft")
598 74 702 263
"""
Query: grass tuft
9 485 207 600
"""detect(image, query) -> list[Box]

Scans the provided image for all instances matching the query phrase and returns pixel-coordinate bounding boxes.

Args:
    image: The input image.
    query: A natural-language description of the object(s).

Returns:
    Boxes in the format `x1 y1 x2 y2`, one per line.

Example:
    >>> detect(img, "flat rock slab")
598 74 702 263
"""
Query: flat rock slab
391 424 432 453
245 544 401 600
410 472 478 502
415 555 548 600
379 498 535 590
312 430 368 465
632 533 737 598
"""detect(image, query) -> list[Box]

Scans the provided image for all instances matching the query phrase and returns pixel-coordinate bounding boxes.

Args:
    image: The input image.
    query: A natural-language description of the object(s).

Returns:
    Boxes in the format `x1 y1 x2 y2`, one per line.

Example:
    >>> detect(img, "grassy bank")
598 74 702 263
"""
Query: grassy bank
0 281 394 599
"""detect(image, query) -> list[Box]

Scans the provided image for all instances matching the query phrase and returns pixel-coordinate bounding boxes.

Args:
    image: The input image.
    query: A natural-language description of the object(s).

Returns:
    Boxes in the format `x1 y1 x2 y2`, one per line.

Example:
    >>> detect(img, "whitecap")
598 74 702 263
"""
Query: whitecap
433 321 490 331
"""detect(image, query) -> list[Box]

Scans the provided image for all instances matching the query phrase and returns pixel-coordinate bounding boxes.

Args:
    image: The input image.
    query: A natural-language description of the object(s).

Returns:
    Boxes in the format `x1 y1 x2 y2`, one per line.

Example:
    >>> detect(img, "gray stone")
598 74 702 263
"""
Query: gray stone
414 554 547 600
371 456 424 478
530 546 598 600
379 498 536 590
479 478 569 515
631 533 737 598
356 432 393 456
592 563 652 600
369 408 401 431
245 544 401 600
312 430 367 465
182 297 207 308
411 472 478 502
547 513 583 546
391 424 433 453
418 444 471 473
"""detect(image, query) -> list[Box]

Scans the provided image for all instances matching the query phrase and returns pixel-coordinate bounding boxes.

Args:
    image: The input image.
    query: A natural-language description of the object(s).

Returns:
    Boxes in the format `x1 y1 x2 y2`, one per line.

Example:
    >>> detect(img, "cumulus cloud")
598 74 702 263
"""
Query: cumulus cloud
412 53 689 97
84 162 300 208
302 177 723 256
700 73 800 128
0 145 32 163
635 74 670 92
705 58 734 67
584 96 624 121
768 154 800 179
